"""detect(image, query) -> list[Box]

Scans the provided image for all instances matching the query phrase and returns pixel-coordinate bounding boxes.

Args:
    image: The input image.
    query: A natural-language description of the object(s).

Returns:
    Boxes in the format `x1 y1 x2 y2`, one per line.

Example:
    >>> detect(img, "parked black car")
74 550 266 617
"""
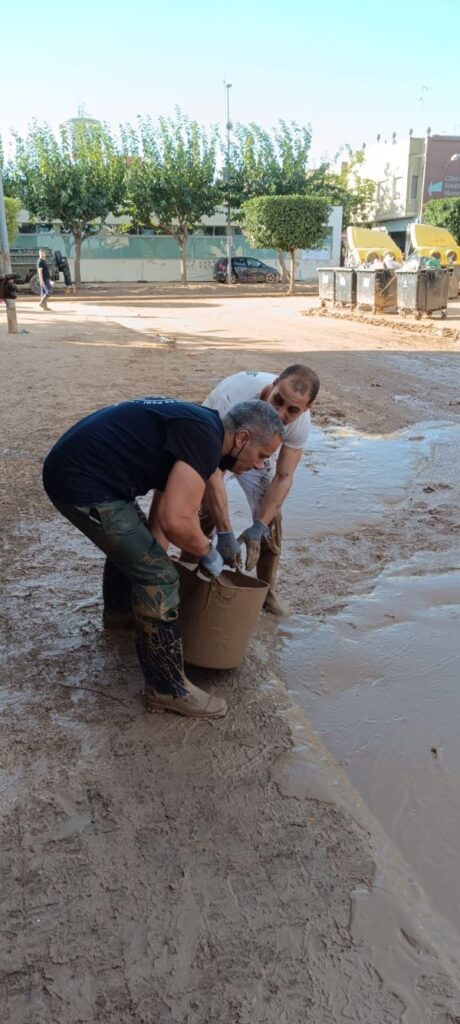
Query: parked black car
213 256 280 284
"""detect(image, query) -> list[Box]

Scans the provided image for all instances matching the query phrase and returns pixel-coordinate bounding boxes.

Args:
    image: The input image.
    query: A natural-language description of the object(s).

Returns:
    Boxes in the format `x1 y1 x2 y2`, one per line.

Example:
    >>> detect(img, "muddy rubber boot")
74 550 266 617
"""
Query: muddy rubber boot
256 514 290 618
137 618 227 719
145 680 227 719
102 558 134 629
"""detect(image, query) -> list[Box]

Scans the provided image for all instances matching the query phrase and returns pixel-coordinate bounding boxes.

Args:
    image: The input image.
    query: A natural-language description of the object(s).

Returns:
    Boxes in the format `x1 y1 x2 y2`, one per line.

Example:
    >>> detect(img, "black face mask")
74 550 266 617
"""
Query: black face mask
219 438 247 472
219 451 238 471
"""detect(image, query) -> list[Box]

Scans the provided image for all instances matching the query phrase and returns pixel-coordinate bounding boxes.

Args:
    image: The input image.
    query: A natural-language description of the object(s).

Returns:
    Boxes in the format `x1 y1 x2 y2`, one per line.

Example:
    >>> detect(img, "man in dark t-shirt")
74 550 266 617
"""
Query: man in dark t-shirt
37 248 53 310
43 397 284 719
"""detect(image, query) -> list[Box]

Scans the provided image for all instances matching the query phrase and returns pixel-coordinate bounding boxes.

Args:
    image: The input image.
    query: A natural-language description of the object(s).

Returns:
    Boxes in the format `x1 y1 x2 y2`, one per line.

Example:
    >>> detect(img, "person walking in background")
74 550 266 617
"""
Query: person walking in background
54 250 76 293
37 248 53 310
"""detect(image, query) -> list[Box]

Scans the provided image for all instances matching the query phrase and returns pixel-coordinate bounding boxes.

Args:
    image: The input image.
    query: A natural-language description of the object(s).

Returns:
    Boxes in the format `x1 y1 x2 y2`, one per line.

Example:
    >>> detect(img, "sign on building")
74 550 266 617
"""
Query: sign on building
423 135 460 202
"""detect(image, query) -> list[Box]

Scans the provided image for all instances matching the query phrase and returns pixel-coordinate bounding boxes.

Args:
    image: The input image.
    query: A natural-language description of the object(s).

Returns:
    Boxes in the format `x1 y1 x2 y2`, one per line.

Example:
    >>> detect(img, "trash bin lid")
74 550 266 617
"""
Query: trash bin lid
347 226 403 265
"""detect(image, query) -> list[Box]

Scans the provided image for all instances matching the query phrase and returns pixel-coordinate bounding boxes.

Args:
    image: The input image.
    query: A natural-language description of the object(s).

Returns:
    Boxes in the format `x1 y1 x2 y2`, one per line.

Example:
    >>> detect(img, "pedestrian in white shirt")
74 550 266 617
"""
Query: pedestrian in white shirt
202 364 319 616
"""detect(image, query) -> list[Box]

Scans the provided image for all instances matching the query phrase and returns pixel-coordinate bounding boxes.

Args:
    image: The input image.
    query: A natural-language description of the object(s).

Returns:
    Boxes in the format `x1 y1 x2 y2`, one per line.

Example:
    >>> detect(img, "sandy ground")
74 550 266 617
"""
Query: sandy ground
2 285 460 1023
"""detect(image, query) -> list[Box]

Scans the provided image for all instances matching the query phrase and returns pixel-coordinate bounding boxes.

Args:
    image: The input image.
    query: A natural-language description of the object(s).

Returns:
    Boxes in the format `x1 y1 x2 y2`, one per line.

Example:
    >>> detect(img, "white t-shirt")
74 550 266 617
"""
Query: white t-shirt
203 371 310 472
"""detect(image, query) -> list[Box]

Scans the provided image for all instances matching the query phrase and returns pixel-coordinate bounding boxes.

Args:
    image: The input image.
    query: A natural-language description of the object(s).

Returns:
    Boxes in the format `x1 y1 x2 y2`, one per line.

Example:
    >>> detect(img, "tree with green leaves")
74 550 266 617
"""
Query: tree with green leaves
4 196 20 245
226 121 312 202
123 110 218 285
224 121 312 280
1 144 21 246
240 195 330 294
423 197 460 243
9 120 126 285
304 149 376 228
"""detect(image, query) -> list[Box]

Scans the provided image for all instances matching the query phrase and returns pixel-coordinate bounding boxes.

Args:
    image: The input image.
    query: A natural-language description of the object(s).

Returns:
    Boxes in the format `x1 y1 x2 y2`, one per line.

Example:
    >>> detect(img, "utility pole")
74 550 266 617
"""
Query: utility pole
224 81 233 286
0 169 18 335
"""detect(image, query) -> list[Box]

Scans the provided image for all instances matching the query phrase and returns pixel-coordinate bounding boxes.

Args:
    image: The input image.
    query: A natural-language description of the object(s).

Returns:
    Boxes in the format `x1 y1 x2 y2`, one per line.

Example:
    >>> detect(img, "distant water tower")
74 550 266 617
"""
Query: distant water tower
66 105 101 130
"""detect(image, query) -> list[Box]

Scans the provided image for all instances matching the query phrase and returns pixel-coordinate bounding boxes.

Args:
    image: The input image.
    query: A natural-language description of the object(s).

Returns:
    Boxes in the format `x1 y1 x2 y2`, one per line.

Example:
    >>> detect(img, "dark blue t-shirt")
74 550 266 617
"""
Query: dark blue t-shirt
43 398 224 504
37 257 51 282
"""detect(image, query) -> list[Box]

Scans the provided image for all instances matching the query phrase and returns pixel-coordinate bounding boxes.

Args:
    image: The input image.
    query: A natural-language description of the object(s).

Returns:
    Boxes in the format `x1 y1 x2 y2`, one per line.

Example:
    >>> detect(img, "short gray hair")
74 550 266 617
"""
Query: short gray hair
223 400 285 444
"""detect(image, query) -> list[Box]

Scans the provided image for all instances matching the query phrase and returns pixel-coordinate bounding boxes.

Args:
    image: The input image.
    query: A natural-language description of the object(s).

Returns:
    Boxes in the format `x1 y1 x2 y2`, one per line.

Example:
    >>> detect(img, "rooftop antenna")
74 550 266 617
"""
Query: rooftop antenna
418 85 432 130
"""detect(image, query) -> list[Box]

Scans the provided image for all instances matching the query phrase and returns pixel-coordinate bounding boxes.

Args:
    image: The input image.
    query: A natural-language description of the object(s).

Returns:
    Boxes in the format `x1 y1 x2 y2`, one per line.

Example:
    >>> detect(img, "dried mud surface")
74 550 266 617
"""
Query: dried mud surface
2 289 460 1023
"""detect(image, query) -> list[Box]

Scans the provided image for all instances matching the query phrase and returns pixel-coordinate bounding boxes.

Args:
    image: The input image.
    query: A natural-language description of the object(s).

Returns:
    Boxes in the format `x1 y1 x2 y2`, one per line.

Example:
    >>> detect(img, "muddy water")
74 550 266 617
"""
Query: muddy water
228 419 459 538
230 420 460 934
275 554 460 934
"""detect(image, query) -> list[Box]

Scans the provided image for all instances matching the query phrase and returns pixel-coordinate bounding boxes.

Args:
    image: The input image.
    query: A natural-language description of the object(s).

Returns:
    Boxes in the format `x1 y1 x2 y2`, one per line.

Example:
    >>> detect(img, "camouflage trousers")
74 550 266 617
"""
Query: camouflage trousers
50 499 187 696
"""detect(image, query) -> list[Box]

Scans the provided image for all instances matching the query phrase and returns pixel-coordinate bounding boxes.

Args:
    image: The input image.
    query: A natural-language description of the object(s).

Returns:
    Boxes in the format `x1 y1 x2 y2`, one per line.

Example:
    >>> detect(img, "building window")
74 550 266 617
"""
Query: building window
393 177 402 199
197 225 241 236
410 175 419 199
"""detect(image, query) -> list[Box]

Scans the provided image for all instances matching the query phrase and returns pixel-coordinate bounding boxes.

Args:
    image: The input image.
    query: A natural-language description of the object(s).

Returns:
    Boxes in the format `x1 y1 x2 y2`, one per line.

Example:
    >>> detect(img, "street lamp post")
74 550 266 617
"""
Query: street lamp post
224 81 233 286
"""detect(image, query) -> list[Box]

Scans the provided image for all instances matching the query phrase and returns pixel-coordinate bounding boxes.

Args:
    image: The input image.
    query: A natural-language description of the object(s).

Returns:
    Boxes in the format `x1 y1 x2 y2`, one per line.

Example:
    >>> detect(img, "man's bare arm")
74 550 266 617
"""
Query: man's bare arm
256 447 303 525
158 461 211 557
203 468 232 532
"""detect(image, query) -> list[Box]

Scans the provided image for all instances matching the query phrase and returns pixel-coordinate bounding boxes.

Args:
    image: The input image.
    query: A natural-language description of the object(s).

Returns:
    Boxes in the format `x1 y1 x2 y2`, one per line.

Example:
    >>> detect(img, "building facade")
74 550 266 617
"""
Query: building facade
356 134 460 251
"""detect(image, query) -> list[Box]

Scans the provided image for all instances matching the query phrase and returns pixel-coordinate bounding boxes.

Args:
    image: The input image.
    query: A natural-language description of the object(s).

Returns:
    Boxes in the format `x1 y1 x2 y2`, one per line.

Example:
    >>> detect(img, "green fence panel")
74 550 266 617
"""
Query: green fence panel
12 230 282 263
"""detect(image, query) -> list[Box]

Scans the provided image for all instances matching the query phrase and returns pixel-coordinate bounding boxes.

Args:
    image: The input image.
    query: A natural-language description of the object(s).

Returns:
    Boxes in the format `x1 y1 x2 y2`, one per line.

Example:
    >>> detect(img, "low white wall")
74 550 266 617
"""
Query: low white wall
67 206 343 284
68 259 216 283
70 254 335 284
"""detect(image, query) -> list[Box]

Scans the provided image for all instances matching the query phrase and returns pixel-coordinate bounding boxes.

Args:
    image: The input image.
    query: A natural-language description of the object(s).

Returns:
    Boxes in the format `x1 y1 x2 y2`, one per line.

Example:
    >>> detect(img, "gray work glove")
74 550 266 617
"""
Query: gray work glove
237 519 270 572
216 531 242 568
200 547 225 578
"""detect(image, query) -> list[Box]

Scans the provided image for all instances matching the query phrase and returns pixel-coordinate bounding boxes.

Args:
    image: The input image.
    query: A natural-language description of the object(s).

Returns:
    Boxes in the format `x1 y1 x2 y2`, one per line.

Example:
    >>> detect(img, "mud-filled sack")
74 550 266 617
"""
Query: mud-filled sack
177 562 268 669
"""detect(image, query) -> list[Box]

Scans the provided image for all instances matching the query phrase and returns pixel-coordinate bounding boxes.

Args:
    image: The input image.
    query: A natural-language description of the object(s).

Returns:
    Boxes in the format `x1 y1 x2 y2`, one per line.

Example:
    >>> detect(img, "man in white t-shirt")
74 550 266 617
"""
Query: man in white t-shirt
202 364 320 615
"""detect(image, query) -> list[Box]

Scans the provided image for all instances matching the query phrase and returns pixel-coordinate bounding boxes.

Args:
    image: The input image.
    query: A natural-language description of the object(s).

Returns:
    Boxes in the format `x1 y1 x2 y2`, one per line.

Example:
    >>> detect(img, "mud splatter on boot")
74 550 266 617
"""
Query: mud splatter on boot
137 617 227 718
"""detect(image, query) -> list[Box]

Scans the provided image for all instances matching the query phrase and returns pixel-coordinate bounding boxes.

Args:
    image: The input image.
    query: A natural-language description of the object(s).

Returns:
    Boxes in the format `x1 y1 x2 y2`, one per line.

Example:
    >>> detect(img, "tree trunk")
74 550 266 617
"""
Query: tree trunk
74 231 82 286
179 232 188 286
288 249 297 295
4 297 18 333
278 250 288 285
0 174 18 334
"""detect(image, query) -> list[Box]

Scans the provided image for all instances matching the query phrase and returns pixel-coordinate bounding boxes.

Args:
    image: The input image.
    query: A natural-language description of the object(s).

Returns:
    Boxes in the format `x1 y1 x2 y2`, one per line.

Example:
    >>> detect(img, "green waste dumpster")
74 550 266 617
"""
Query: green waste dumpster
335 268 357 308
356 269 397 313
318 268 336 306
396 268 449 319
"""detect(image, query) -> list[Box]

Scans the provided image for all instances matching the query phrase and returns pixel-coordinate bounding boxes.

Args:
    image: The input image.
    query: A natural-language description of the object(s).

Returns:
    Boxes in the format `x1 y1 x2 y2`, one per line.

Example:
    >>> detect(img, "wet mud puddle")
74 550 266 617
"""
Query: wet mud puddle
230 420 460 934
276 554 460 935
228 418 459 538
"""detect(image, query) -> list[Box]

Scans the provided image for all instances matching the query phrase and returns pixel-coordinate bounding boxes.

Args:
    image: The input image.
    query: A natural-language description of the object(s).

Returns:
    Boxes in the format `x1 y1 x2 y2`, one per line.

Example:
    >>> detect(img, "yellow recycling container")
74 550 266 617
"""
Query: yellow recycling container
346 226 403 265
409 224 460 266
